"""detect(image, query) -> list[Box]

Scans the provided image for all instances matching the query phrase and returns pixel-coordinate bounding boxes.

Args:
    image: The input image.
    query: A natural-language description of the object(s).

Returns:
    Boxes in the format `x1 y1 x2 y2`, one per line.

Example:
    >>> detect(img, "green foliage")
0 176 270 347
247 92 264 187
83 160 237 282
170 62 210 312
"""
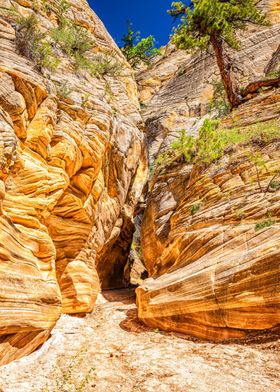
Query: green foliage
248 151 267 193
156 151 171 167
89 54 123 77
11 2 123 78
169 0 269 51
36 41 60 70
196 119 224 164
267 69 280 78
42 347 95 392
121 21 160 67
150 150 174 177
51 22 94 68
41 0 52 14
131 240 141 257
56 0 71 25
15 12 60 71
50 0 94 72
149 160 156 177
218 122 280 195
158 119 280 171
16 12 38 35
255 214 276 231
155 120 223 171
81 93 90 108
151 119 280 189
248 151 266 168
270 180 280 190
58 0 70 14
235 208 245 220
171 129 195 162
32 1 40 12
103 82 114 102
219 120 280 147
209 79 230 118
248 149 280 194
52 21 121 77
11 2 123 79
157 119 226 171
266 61 280 78
191 203 201 215
72 53 93 71
56 82 73 99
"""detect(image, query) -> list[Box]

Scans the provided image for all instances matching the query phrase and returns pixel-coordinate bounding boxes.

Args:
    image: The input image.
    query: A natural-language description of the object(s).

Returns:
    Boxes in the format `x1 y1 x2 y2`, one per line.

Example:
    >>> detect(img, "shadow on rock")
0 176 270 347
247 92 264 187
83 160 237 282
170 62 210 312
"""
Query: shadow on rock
120 309 153 333
102 288 136 304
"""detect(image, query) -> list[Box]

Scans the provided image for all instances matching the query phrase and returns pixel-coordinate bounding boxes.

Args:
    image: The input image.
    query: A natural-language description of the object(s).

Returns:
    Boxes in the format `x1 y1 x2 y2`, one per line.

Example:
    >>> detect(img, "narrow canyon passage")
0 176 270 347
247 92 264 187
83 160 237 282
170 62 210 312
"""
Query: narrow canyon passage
0 289 279 392
0 0 279 389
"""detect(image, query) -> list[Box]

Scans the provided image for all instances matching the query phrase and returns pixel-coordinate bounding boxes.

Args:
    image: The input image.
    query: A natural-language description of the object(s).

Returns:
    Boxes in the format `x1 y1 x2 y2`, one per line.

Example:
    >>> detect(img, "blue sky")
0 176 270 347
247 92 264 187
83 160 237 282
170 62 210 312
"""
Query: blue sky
89 0 181 47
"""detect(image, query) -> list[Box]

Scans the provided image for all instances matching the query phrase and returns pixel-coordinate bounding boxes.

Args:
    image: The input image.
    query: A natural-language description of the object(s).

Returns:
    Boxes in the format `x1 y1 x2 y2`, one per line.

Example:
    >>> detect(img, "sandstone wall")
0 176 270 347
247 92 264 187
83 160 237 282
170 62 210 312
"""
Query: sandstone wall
137 0 280 162
137 91 280 340
0 0 147 364
136 0 280 341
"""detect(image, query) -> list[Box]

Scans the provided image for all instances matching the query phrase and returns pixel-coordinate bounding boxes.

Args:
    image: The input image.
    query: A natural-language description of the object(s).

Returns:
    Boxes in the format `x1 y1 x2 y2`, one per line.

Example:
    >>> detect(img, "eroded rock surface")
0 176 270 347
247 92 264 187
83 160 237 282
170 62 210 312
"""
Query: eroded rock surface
0 0 147 365
0 0 279 370
136 0 280 340
137 89 280 341
137 0 280 162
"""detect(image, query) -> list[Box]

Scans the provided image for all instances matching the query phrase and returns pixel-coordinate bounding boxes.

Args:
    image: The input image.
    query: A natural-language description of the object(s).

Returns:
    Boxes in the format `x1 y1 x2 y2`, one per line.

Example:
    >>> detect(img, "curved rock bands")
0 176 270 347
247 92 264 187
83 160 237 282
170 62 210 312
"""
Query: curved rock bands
0 330 51 367
137 226 280 340
0 0 147 365
138 107 280 340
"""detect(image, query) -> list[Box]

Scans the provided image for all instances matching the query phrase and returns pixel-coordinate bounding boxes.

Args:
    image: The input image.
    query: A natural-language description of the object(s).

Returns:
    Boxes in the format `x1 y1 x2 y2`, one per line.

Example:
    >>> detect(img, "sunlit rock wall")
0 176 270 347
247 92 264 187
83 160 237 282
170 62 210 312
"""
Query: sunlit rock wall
0 0 147 365
136 0 280 341
137 87 280 341
137 0 280 162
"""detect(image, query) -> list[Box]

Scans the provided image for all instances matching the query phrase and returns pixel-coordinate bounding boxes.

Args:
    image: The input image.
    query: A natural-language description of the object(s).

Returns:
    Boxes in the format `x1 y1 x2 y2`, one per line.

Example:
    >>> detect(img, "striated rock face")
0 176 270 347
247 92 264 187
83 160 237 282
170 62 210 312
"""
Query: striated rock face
0 0 279 367
137 90 280 341
137 0 280 163
0 0 147 364
136 0 280 341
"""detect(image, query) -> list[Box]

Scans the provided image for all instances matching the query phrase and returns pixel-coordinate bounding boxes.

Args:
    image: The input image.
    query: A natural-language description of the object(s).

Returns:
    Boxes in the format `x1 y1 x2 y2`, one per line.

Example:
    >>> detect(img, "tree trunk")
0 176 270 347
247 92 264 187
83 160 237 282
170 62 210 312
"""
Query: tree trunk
241 76 280 97
210 36 242 109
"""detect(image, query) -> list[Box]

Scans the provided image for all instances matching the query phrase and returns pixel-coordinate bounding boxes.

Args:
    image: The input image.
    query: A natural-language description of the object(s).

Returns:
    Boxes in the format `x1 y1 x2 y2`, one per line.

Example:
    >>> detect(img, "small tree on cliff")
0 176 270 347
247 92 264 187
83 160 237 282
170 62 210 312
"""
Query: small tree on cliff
169 0 280 109
121 21 160 67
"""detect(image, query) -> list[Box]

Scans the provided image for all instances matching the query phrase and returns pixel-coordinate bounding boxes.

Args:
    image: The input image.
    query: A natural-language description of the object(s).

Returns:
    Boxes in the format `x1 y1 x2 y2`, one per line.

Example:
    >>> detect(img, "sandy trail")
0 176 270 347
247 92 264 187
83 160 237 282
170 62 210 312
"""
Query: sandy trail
0 289 279 392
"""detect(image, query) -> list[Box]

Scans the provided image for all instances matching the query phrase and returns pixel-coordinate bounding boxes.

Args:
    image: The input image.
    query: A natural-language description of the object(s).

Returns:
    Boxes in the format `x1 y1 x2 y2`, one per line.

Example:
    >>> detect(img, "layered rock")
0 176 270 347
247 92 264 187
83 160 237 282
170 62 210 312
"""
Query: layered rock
136 0 280 341
0 0 147 365
137 0 280 162
137 88 280 341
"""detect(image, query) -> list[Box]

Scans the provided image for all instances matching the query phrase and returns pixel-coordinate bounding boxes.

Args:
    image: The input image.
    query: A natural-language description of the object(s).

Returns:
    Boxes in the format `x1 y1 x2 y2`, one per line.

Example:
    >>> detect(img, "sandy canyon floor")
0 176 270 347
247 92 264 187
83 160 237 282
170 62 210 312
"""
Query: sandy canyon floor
0 289 279 392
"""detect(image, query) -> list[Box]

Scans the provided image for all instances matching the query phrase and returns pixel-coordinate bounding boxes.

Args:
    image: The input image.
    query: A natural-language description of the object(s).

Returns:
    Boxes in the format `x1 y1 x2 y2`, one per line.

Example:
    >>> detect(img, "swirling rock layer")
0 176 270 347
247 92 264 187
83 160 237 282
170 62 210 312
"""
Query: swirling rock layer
136 0 280 341
0 0 147 365
137 92 280 340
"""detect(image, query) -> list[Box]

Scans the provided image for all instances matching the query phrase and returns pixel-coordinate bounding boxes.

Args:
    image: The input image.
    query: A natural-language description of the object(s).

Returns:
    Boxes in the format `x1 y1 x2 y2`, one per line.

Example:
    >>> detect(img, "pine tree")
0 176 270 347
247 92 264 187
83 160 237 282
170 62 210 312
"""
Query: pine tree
121 21 159 67
169 1 279 109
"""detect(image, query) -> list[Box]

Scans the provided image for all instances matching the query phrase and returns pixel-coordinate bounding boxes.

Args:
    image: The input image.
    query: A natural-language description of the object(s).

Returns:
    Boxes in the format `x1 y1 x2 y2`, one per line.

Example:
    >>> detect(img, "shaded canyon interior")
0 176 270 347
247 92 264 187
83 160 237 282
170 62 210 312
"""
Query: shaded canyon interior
0 0 279 367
